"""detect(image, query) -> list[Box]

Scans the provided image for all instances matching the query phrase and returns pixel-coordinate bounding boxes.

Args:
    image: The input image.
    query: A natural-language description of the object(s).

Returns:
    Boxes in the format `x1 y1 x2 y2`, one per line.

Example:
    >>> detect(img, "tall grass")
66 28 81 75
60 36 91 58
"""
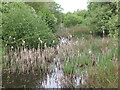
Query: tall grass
63 37 118 88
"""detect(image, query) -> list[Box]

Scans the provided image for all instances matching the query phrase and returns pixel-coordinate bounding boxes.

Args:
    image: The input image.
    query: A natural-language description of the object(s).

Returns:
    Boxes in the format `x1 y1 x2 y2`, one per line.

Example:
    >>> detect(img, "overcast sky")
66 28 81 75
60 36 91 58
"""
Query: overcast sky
54 0 89 13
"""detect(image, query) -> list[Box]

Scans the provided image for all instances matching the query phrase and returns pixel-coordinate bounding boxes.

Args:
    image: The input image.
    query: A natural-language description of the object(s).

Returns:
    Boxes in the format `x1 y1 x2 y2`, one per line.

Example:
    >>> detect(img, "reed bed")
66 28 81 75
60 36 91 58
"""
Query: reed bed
3 37 87 74
2 36 118 88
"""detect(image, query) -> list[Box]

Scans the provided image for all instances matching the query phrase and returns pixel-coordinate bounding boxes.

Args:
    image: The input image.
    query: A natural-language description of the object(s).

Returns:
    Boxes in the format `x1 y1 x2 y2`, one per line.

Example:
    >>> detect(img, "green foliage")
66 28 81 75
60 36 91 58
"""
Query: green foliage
62 10 90 39
2 2 58 49
63 10 89 27
63 2 118 38
48 2 64 24
26 2 63 32
87 2 119 37
64 13 82 27
37 6 57 32
74 10 89 25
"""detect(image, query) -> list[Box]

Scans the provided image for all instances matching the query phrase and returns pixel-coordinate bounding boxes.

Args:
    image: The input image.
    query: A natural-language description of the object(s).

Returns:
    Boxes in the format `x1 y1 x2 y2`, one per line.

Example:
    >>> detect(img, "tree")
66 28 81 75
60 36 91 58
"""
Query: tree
87 2 119 37
26 2 63 32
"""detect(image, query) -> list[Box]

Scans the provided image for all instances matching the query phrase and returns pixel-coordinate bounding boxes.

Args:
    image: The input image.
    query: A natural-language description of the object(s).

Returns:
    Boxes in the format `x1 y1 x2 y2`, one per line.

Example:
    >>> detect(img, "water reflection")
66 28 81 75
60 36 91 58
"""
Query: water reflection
37 58 66 88
37 57 88 88
74 76 81 86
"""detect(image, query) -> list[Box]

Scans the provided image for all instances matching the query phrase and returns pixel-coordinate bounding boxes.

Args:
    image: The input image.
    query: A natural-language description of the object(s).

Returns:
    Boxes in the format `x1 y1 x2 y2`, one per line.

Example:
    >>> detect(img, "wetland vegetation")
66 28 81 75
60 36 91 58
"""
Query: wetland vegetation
1 1 119 89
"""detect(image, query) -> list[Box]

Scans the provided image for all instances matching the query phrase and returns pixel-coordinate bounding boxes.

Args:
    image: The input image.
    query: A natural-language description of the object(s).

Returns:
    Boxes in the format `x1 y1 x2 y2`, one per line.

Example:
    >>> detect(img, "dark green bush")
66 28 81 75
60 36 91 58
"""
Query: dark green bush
64 14 82 27
2 2 58 49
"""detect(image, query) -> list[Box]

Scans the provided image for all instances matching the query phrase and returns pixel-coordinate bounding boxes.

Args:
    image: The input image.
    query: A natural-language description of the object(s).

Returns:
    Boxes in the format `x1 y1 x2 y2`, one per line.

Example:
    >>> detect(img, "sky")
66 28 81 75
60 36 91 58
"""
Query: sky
54 0 89 13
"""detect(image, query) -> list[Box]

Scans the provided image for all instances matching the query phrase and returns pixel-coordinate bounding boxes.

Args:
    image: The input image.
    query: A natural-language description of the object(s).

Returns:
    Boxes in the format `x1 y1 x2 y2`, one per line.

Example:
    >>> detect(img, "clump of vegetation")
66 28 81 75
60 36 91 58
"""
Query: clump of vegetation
64 13 81 27
2 2 59 49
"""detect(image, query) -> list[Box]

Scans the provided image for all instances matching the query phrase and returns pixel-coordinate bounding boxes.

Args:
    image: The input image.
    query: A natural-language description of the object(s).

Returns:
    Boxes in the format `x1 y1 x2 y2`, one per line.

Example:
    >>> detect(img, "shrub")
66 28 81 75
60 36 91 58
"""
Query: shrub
64 14 82 27
2 2 58 49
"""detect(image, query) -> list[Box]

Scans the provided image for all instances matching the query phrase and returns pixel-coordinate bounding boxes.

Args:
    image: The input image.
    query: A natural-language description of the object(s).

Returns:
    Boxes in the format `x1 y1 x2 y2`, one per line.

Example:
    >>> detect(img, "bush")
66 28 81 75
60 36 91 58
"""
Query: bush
64 14 82 27
2 2 58 49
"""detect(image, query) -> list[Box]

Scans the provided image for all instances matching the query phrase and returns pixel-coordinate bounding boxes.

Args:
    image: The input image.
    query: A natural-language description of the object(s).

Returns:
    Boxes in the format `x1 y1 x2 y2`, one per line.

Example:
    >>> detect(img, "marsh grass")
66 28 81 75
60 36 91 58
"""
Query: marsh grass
2 36 118 88
63 37 118 88
87 45 118 88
